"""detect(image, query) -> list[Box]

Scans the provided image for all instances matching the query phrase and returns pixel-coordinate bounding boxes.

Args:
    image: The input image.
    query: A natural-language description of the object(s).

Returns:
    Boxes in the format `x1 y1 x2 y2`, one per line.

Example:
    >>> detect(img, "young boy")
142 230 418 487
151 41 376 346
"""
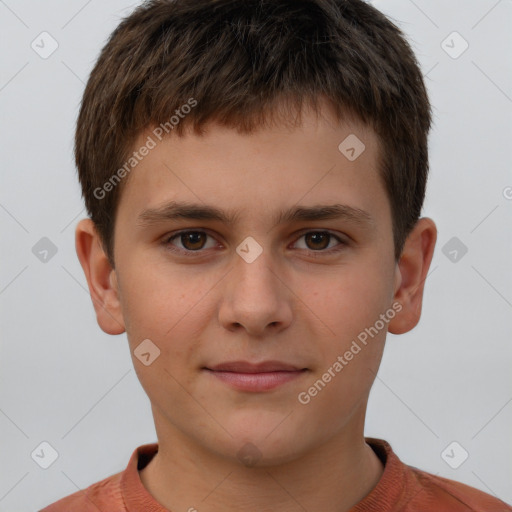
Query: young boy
41 0 511 510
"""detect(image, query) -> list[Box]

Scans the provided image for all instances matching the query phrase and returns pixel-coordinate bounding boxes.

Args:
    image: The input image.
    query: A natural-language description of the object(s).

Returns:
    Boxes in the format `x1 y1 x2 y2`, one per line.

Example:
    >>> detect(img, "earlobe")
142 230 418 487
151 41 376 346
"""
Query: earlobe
388 217 437 335
75 219 126 335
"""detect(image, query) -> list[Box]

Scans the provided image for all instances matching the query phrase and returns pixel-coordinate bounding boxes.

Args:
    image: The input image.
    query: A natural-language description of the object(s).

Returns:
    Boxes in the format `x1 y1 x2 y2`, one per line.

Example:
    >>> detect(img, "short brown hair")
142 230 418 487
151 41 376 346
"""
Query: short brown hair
75 0 432 265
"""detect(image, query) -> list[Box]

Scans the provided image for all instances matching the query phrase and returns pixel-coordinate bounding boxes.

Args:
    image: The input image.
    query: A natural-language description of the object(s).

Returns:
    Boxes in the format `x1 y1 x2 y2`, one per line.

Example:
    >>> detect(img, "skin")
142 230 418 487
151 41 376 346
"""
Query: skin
76 103 436 512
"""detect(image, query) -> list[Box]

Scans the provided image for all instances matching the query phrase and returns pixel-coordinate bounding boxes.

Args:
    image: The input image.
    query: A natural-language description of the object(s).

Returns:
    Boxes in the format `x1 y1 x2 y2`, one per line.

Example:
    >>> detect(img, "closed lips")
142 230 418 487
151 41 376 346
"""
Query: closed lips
205 361 307 373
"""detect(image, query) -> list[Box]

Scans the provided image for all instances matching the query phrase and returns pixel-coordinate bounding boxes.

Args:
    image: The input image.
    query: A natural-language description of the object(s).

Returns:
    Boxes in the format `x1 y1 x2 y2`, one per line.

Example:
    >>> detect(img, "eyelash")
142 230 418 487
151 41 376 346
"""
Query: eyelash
162 229 348 257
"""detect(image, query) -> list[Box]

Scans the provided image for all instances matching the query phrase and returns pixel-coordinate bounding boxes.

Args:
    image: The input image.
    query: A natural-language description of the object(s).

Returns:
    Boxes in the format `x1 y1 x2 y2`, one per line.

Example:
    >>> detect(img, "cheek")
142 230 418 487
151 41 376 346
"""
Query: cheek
119 260 212 337
118 264 223 391
306 260 393 345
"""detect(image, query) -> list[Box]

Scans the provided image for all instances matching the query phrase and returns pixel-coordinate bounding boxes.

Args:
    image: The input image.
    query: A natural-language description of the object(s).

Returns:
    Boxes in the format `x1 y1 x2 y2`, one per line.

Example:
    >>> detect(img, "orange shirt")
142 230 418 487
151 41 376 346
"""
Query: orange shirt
40 438 512 511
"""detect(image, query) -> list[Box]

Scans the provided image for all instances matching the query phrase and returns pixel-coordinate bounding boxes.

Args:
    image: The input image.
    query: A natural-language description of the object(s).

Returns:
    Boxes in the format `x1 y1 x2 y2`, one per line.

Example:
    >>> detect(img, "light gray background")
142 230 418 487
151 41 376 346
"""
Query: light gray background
1 1 511 510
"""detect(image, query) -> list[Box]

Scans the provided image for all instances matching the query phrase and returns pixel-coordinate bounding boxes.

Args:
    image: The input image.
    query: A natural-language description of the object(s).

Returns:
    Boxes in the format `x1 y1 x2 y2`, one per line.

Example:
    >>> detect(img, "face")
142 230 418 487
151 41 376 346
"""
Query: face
109 106 401 465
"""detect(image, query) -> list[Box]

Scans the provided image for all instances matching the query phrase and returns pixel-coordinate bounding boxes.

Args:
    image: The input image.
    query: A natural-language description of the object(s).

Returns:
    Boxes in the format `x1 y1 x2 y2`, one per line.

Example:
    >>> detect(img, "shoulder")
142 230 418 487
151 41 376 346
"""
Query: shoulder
363 438 511 512
407 465 512 511
39 443 159 512
39 471 124 512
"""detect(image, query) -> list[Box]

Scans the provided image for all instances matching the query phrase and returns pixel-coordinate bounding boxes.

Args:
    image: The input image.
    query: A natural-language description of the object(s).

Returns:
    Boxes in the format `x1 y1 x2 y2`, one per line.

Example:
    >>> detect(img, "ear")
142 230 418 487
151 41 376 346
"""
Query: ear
388 217 437 335
75 218 125 335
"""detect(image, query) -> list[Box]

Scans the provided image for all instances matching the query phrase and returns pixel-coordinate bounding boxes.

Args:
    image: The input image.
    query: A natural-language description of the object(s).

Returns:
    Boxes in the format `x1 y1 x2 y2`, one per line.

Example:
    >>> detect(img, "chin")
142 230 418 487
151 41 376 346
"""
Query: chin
217 415 313 468
231 437 311 468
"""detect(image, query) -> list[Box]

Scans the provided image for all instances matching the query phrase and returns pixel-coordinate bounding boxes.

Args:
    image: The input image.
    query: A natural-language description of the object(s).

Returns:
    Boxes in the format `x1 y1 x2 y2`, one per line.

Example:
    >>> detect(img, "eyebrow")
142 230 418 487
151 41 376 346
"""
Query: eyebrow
136 201 374 228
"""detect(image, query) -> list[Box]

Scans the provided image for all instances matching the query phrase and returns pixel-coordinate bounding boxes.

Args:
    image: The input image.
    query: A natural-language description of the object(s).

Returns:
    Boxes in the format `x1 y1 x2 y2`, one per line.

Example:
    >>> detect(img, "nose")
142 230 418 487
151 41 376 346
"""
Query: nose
218 247 293 337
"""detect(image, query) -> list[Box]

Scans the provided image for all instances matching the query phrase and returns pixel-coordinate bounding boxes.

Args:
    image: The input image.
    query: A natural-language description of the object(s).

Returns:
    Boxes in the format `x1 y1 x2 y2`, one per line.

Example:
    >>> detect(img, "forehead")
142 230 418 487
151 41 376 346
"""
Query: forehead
116 107 388 229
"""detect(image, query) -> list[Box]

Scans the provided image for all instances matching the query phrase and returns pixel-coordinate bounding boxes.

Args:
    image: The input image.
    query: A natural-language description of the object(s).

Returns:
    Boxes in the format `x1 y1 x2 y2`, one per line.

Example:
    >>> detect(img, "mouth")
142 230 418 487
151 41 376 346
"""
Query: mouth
203 361 309 392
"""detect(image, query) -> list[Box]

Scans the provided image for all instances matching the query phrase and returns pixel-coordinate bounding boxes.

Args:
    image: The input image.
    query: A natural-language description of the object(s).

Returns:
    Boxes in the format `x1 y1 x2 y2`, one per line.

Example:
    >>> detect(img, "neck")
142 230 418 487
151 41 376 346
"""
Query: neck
140 413 384 511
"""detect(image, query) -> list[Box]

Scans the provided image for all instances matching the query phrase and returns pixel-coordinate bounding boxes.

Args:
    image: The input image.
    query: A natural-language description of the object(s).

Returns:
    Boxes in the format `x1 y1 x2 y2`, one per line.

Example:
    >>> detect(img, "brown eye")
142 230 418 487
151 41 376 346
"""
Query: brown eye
180 232 207 250
165 230 217 253
304 232 331 250
292 231 346 254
